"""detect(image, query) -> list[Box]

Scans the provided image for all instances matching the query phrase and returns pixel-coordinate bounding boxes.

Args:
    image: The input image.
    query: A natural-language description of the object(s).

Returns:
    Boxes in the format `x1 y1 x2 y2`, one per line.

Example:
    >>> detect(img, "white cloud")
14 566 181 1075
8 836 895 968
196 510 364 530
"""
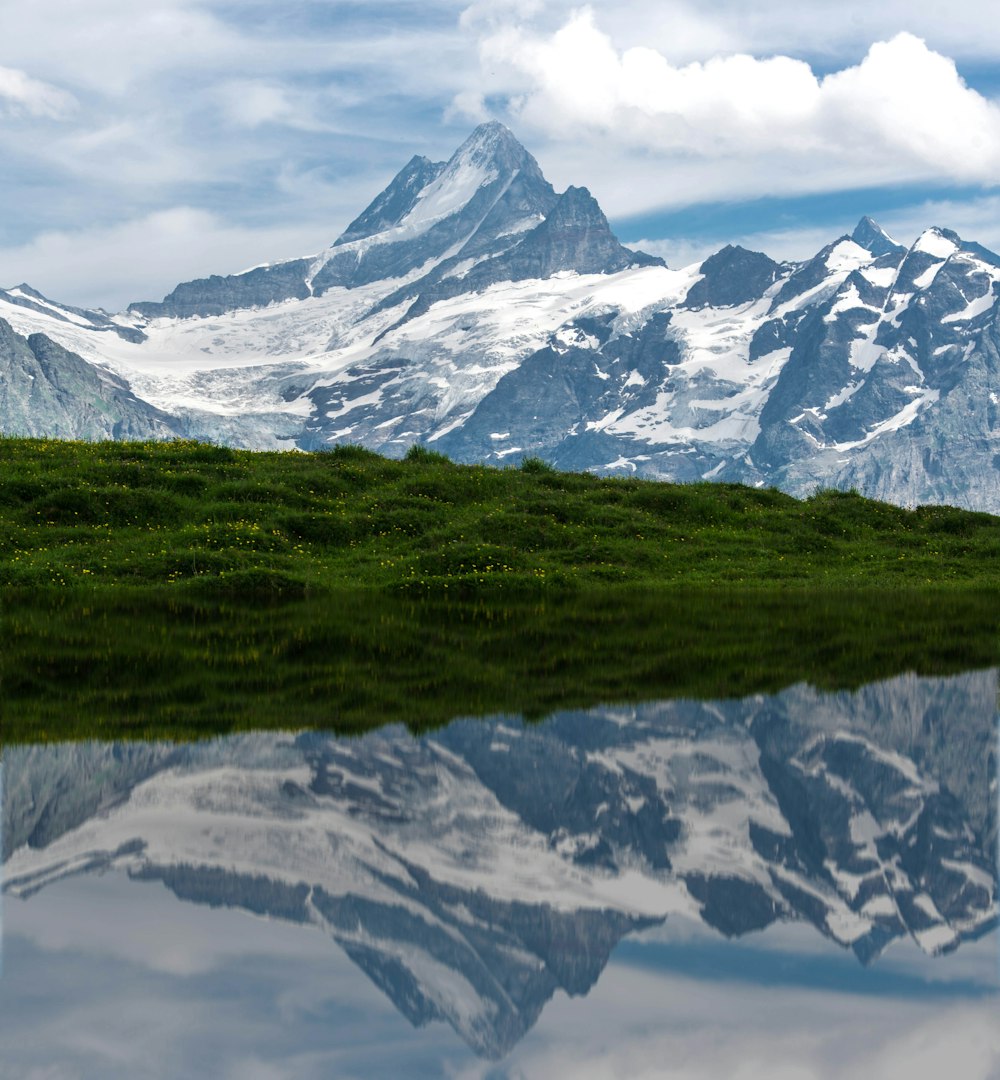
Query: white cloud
0 65 76 118
10 872 346 978
446 89 490 124
476 10 1000 194
0 1 245 96
0 208 345 312
2 871 466 1080
491 0 1000 65
0 3 484 272
213 80 361 133
219 82 306 129
9 866 999 1080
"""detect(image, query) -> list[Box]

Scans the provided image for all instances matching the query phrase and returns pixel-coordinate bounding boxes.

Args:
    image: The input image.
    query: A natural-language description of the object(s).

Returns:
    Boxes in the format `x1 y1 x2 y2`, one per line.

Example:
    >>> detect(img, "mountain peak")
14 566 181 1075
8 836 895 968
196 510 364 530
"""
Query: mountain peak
447 120 534 177
851 216 905 258
461 119 519 149
546 185 604 222
683 244 783 309
332 126 534 252
912 226 961 259
511 185 663 276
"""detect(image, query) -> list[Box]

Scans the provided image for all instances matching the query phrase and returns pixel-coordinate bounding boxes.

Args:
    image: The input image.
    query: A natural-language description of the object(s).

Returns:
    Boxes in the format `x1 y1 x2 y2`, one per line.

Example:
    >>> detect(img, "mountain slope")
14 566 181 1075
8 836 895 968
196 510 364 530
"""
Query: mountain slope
736 228 1000 504
0 318 179 440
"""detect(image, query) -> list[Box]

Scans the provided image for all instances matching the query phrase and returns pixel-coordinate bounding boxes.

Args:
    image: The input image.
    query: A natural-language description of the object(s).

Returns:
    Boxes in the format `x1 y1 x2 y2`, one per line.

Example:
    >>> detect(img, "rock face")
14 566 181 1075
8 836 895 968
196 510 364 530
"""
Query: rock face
681 245 784 308
0 319 178 440
334 154 446 246
4 123 1000 510
4 671 997 1058
735 228 1000 506
371 183 661 335
128 259 315 320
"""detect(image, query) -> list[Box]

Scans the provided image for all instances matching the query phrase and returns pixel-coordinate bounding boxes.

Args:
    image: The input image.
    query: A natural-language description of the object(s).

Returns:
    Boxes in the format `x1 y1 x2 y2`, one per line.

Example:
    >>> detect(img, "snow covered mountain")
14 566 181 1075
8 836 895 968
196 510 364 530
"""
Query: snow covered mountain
3 122 1000 510
5 672 997 1059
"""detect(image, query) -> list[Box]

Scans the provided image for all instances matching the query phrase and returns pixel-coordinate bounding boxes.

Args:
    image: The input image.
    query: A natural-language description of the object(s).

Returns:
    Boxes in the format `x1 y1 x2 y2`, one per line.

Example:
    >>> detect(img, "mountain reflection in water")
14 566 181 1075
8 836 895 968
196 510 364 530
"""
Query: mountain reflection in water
2 670 998 1074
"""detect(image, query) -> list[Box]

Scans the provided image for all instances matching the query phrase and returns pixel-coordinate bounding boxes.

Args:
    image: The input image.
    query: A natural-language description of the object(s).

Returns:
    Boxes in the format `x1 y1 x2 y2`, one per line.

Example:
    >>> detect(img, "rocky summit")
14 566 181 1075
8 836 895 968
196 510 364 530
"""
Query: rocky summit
3 123 1000 511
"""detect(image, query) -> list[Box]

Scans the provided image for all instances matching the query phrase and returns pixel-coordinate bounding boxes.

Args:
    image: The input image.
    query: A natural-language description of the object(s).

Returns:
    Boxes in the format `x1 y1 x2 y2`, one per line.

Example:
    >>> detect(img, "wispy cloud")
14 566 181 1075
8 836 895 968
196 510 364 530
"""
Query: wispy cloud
0 0 488 307
483 957 1000 1080
2 871 473 1079
0 209 341 312
6 870 998 1080
0 66 76 118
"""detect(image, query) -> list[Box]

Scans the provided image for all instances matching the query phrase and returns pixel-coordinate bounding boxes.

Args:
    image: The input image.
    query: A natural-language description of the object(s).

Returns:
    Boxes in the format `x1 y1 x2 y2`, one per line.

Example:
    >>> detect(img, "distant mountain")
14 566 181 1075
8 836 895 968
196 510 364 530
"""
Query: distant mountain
127 121 581 320
3 122 1000 510
0 283 145 343
5 672 997 1058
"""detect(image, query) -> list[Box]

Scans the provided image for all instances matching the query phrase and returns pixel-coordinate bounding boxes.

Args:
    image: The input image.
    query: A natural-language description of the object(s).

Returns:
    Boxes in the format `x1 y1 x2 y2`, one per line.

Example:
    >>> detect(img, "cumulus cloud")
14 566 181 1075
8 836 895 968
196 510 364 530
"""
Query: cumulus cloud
0 65 76 118
468 0 1000 66
471 10 1000 195
445 89 490 124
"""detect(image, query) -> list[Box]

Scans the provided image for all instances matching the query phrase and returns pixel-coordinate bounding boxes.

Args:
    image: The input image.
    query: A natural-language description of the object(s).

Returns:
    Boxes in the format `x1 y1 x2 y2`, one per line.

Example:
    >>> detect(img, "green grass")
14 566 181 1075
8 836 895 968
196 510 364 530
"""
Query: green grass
2 436 1000 593
4 438 999 746
4 588 998 745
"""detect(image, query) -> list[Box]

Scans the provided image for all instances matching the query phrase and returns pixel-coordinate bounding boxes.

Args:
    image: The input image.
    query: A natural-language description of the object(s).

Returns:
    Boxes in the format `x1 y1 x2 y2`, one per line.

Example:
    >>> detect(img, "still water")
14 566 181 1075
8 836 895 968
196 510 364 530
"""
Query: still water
2 666 997 1078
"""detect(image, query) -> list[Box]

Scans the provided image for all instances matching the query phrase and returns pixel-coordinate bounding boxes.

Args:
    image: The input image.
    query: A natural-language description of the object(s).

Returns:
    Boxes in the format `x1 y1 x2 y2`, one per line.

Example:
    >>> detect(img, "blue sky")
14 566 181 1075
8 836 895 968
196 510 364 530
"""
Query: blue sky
2 1 1000 309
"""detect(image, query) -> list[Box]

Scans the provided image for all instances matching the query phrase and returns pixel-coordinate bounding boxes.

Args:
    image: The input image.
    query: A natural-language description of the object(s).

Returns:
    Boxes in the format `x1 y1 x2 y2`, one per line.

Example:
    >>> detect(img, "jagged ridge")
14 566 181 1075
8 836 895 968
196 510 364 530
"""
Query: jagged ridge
2 125 1000 512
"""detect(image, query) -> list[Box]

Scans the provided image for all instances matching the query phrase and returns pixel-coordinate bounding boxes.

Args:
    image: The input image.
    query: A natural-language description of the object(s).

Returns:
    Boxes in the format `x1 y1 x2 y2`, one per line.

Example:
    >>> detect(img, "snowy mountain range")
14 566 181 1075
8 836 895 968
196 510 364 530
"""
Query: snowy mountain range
3 121 1000 509
5 672 997 1059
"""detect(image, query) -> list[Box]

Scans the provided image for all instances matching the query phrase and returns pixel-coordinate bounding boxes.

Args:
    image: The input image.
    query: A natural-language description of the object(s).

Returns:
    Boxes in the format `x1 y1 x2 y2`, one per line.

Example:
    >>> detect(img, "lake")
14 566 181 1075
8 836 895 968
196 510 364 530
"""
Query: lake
1 594 998 1077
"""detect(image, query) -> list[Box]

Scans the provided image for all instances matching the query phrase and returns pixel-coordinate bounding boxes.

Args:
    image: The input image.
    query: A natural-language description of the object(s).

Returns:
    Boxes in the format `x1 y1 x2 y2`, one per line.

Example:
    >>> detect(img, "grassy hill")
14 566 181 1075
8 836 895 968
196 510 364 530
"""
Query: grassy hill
2 437 1000 593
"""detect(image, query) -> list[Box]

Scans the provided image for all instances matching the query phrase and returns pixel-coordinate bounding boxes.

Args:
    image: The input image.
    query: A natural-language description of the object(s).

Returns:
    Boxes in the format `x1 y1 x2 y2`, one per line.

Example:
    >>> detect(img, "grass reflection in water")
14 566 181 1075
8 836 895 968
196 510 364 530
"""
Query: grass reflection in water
3 587 998 744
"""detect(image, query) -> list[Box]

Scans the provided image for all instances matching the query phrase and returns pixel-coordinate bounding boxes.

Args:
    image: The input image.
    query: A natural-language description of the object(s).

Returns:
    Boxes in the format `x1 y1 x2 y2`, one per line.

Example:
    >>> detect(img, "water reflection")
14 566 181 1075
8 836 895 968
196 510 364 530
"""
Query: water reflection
2 669 997 1075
